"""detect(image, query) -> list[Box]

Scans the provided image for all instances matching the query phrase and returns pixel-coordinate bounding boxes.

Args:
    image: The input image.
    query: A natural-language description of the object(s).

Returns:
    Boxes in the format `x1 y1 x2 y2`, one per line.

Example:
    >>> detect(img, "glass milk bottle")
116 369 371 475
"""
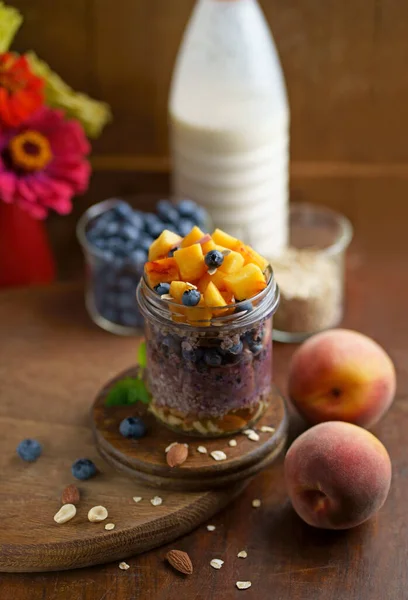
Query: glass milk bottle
169 0 289 256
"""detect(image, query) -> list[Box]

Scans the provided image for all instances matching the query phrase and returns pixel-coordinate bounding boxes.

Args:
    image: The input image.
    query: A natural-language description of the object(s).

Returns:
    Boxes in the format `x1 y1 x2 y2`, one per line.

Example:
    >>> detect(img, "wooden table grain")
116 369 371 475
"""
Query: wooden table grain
0 233 407 599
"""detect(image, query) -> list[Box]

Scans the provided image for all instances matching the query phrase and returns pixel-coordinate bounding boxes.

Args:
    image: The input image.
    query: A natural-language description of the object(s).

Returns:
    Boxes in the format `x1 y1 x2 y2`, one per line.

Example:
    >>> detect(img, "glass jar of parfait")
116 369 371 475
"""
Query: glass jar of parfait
137 226 280 437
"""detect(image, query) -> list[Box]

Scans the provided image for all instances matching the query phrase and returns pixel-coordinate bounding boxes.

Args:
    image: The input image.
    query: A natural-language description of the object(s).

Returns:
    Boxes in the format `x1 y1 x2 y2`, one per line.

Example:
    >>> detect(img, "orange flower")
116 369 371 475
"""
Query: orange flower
0 53 44 127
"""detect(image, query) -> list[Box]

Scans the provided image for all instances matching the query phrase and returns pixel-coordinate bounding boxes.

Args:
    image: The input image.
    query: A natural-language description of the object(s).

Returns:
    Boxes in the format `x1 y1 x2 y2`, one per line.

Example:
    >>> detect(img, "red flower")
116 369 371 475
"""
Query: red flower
0 53 44 127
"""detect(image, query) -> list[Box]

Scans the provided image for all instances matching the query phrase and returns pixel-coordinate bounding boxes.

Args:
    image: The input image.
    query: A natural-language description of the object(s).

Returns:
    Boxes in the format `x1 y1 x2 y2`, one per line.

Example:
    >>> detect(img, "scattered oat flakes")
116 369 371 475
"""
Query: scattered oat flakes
243 429 256 436
197 446 207 454
105 523 115 531
236 581 251 590
247 431 260 442
119 562 130 570
151 496 163 506
211 450 227 461
206 525 216 531
237 550 248 559
210 558 224 569
228 439 237 447
252 499 261 508
133 496 142 503
260 426 275 433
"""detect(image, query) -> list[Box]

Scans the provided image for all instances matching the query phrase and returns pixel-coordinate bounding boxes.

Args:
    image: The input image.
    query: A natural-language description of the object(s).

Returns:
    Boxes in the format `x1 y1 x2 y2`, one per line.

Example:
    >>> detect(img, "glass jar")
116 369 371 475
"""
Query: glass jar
136 266 280 437
270 203 353 343
76 199 145 336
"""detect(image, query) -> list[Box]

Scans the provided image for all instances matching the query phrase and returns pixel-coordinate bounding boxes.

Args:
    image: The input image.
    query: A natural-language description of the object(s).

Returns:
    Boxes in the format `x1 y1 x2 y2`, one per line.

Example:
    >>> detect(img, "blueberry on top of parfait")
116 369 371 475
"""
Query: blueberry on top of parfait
182 289 201 307
205 249 224 269
235 300 253 313
154 282 171 295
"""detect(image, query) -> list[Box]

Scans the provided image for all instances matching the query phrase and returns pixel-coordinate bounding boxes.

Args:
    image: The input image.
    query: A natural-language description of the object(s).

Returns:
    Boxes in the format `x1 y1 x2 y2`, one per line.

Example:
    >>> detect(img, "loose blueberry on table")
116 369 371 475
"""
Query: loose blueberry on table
71 458 97 480
17 439 42 462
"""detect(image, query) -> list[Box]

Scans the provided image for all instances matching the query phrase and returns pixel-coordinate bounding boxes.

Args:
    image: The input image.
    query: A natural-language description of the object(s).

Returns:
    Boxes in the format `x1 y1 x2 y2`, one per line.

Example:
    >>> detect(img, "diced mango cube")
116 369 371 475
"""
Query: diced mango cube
170 304 187 323
170 281 191 303
220 289 235 305
218 250 245 274
174 243 206 282
223 263 267 300
180 226 206 248
204 281 228 316
145 258 179 288
186 297 212 326
148 230 182 261
235 242 269 272
212 228 240 250
196 273 212 293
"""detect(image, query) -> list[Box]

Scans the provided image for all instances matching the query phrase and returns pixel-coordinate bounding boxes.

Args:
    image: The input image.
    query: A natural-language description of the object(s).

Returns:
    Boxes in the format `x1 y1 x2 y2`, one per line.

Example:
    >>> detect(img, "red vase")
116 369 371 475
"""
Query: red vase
0 202 55 288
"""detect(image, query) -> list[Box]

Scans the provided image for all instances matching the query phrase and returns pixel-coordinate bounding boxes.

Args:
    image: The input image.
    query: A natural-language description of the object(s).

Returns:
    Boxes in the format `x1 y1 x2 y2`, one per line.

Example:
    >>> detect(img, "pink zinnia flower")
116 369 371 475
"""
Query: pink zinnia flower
0 106 91 219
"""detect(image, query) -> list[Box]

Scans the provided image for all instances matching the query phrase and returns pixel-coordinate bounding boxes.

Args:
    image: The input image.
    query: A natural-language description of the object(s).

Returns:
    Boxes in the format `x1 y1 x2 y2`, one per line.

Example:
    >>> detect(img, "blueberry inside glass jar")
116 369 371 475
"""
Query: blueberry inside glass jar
136 266 279 437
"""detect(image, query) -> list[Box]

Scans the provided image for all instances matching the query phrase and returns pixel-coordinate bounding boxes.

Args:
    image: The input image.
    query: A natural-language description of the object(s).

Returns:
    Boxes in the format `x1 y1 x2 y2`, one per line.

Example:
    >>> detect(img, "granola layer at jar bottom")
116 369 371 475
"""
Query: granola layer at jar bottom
146 319 272 433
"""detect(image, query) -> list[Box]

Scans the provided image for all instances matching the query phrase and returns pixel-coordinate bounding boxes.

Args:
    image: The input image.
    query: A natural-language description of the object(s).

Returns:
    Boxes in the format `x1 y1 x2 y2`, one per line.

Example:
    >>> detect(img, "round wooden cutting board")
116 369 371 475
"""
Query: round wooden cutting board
0 285 287 573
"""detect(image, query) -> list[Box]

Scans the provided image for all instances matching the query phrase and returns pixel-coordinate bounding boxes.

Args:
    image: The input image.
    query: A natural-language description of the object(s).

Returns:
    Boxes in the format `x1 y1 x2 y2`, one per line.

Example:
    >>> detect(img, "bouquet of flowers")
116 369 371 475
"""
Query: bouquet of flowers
0 2 111 286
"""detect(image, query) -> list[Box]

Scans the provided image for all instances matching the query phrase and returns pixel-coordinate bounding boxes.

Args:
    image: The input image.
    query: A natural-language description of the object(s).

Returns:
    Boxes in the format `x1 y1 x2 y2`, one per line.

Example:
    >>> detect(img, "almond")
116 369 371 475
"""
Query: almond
166 443 188 468
166 549 193 575
61 484 80 505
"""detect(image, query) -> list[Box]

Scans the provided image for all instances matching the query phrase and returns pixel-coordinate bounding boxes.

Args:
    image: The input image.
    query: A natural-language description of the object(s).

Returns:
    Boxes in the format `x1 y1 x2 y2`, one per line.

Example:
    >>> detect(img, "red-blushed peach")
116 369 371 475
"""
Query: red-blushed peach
288 329 396 428
284 421 392 529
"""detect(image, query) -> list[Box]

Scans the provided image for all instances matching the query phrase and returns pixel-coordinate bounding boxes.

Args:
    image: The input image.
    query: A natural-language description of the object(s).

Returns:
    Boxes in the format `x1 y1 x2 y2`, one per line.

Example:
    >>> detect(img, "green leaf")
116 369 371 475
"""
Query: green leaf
137 341 147 369
105 376 151 407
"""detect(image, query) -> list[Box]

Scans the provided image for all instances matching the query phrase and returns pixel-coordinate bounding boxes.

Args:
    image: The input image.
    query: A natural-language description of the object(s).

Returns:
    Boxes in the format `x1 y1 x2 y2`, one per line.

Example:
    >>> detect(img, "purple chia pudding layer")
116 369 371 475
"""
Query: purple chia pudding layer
145 318 273 434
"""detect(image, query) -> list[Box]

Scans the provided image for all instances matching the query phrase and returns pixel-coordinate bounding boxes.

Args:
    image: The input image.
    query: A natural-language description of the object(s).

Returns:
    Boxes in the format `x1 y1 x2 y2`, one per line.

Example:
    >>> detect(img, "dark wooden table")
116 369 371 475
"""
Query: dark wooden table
1 231 407 600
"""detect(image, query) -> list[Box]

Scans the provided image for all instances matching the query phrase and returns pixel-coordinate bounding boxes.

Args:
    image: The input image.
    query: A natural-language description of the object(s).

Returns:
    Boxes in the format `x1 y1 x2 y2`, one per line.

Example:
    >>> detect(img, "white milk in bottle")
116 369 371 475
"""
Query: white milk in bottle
169 0 289 255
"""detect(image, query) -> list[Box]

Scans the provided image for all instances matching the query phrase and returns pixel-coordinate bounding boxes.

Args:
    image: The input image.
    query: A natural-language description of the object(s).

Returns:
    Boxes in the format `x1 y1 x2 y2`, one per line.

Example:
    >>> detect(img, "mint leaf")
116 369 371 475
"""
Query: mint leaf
137 341 147 369
105 376 151 407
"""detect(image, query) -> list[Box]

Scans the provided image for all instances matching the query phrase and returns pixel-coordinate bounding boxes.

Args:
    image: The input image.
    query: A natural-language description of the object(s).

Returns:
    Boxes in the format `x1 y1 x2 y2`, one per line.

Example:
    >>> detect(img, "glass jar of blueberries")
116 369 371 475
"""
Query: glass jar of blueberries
77 197 209 335
137 266 280 437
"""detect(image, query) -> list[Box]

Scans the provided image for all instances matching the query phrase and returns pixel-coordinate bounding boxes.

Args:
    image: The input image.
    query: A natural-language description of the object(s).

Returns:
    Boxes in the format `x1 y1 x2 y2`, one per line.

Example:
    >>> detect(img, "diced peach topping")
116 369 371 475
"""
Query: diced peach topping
145 257 179 288
144 226 269 324
174 243 207 281
148 230 182 261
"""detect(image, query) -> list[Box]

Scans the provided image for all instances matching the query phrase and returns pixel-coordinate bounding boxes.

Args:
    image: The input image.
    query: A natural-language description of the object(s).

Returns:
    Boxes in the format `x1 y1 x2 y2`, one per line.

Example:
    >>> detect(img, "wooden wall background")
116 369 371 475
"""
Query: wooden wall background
8 0 408 278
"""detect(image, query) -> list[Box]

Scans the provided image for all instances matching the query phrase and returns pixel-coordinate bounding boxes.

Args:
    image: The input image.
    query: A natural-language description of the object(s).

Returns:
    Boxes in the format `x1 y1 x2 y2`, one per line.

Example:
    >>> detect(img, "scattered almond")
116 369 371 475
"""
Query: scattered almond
260 425 275 433
228 439 237 447
105 523 115 531
166 549 193 575
88 505 108 522
237 550 248 558
119 562 130 570
206 524 216 531
210 450 227 461
54 503 76 524
61 484 80 505
210 558 224 570
166 443 188 467
236 581 251 590
197 446 207 454
151 496 163 506
133 496 142 503
252 499 261 508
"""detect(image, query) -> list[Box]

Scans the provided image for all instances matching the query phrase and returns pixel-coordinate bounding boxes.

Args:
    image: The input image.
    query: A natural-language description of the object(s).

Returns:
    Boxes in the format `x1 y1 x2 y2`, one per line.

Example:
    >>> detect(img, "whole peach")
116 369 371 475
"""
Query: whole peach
284 421 392 529
288 329 396 428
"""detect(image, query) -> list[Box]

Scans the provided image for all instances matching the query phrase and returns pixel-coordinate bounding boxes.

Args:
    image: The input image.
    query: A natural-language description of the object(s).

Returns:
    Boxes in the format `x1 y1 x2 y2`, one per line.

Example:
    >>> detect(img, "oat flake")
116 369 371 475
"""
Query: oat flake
243 429 256 436
252 499 261 508
206 524 216 531
197 446 208 454
228 439 237 447
119 562 130 570
237 550 247 559
133 496 142 503
211 450 227 461
210 559 224 569
248 431 260 442
261 426 275 433
151 496 163 506
236 581 251 590
105 523 115 531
